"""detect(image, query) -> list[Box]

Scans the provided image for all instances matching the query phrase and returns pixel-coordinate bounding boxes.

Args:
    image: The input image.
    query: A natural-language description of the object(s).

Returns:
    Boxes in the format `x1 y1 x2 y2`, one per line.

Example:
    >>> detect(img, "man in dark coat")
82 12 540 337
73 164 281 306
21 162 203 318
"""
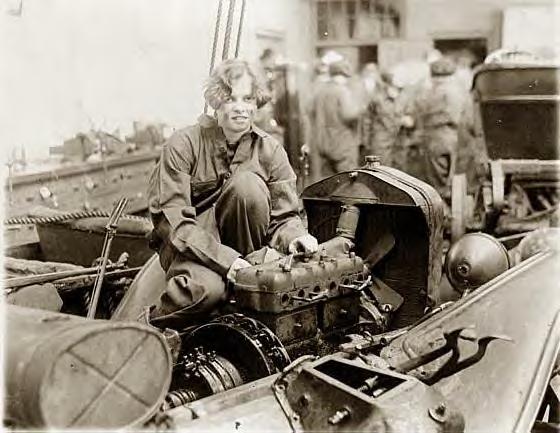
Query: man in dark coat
308 60 365 179
409 57 469 198
363 71 411 168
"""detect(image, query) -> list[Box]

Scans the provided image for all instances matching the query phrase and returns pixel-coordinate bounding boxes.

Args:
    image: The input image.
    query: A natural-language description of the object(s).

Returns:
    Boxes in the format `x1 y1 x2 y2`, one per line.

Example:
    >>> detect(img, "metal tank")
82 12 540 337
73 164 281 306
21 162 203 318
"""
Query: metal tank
4 305 172 430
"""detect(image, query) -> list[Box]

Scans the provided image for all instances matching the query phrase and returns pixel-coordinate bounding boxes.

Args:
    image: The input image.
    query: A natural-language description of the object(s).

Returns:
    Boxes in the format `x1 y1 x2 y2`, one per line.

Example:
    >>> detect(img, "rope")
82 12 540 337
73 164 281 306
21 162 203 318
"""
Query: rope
4 210 150 226
205 0 224 115
234 0 246 57
209 0 223 74
222 0 236 60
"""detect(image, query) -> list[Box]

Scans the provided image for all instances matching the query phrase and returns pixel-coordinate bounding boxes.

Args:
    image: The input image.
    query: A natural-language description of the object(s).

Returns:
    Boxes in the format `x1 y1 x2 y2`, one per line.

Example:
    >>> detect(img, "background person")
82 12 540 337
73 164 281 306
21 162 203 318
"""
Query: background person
307 59 366 179
407 56 469 198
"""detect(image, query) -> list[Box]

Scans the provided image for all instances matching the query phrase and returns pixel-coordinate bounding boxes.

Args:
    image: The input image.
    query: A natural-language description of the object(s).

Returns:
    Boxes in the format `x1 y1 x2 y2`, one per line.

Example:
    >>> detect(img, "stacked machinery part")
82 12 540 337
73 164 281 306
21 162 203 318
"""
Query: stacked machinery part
231 241 367 358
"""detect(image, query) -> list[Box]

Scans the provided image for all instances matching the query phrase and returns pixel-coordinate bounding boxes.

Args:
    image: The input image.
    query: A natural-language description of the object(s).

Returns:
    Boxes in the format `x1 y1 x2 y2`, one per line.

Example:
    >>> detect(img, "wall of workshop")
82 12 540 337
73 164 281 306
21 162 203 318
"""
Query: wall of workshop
402 0 559 53
0 0 314 162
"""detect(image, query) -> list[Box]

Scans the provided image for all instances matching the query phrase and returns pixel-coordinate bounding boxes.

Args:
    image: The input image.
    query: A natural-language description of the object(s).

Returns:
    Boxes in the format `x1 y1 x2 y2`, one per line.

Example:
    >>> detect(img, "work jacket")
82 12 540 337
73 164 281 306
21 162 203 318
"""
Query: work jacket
148 115 306 277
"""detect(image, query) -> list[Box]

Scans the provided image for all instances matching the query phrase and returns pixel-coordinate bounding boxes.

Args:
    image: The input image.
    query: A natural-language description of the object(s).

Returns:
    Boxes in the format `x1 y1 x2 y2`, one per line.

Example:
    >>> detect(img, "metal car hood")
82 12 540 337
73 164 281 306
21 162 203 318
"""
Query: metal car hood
383 250 560 432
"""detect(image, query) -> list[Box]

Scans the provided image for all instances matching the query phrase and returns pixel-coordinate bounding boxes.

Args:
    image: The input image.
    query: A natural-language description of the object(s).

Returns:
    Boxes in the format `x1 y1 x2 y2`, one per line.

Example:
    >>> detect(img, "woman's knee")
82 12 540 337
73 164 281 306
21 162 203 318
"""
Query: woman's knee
222 171 270 212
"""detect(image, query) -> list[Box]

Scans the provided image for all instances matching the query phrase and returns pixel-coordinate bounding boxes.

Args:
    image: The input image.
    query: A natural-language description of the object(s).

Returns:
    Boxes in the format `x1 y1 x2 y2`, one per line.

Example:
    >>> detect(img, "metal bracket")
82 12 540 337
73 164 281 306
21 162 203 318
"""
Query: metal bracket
396 326 513 385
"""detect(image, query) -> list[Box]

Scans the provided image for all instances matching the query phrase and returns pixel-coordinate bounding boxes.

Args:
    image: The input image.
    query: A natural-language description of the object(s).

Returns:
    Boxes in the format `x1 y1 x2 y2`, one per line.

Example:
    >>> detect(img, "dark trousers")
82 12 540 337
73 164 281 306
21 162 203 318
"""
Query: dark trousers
151 171 270 327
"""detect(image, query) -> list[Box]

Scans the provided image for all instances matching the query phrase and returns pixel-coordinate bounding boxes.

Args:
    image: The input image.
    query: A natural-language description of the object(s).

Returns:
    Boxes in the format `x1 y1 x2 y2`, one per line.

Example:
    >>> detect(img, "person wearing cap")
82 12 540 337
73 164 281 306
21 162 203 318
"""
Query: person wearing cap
363 70 411 168
307 59 366 179
407 56 469 198
147 59 318 325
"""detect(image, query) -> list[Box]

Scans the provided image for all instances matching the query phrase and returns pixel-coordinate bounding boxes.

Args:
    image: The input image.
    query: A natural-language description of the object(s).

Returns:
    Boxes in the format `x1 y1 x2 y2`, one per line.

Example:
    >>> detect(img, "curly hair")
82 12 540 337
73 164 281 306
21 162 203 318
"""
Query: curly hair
204 59 271 110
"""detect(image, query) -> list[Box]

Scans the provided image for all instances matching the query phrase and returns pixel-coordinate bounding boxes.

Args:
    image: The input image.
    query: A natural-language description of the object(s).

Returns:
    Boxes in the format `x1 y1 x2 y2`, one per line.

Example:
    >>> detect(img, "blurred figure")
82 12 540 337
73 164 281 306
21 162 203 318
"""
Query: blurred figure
360 62 381 101
254 48 283 141
452 52 488 190
455 87 489 191
358 63 381 158
455 53 476 93
259 48 277 89
304 60 331 183
308 59 366 179
363 70 411 168
407 56 469 198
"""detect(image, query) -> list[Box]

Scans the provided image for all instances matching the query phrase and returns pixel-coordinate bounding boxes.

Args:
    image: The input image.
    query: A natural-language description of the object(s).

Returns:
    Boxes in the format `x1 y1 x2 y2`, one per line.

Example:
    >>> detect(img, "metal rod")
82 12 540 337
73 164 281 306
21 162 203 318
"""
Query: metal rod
87 197 128 319
54 267 142 293
4 264 121 291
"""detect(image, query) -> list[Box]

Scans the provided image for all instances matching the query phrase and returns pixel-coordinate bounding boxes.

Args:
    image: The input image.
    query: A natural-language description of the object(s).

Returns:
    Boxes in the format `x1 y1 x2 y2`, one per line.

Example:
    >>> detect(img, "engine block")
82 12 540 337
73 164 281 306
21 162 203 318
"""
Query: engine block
230 250 366 355
233 251 365 313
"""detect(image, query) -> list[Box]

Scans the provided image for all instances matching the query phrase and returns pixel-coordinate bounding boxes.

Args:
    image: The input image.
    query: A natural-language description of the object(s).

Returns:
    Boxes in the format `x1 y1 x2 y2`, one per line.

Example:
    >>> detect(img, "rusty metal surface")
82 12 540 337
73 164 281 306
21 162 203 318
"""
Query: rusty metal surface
234 306 318 344
5 150 159 216
168 374 291 432
381 250 560 432
36 222 154 267
274 355 464 432
321 293 361 332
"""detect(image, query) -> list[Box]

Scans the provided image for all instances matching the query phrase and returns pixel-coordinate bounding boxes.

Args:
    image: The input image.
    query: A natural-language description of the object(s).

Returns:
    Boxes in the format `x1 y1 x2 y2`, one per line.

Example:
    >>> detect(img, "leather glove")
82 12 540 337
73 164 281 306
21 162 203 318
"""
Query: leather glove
288 234 319 256
226 257 252 284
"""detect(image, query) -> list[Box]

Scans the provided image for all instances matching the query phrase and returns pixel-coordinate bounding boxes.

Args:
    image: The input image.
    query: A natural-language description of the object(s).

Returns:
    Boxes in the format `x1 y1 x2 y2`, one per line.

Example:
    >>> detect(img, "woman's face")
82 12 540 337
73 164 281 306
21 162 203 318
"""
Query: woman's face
216 74 257 136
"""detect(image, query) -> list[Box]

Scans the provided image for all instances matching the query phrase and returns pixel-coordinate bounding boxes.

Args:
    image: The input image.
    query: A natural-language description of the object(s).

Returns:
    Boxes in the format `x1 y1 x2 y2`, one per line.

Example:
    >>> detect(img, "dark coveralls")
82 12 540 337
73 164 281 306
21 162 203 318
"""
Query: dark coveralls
410 78 467 197
363 86 407 168
147 115 306 324
308 80 362 179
